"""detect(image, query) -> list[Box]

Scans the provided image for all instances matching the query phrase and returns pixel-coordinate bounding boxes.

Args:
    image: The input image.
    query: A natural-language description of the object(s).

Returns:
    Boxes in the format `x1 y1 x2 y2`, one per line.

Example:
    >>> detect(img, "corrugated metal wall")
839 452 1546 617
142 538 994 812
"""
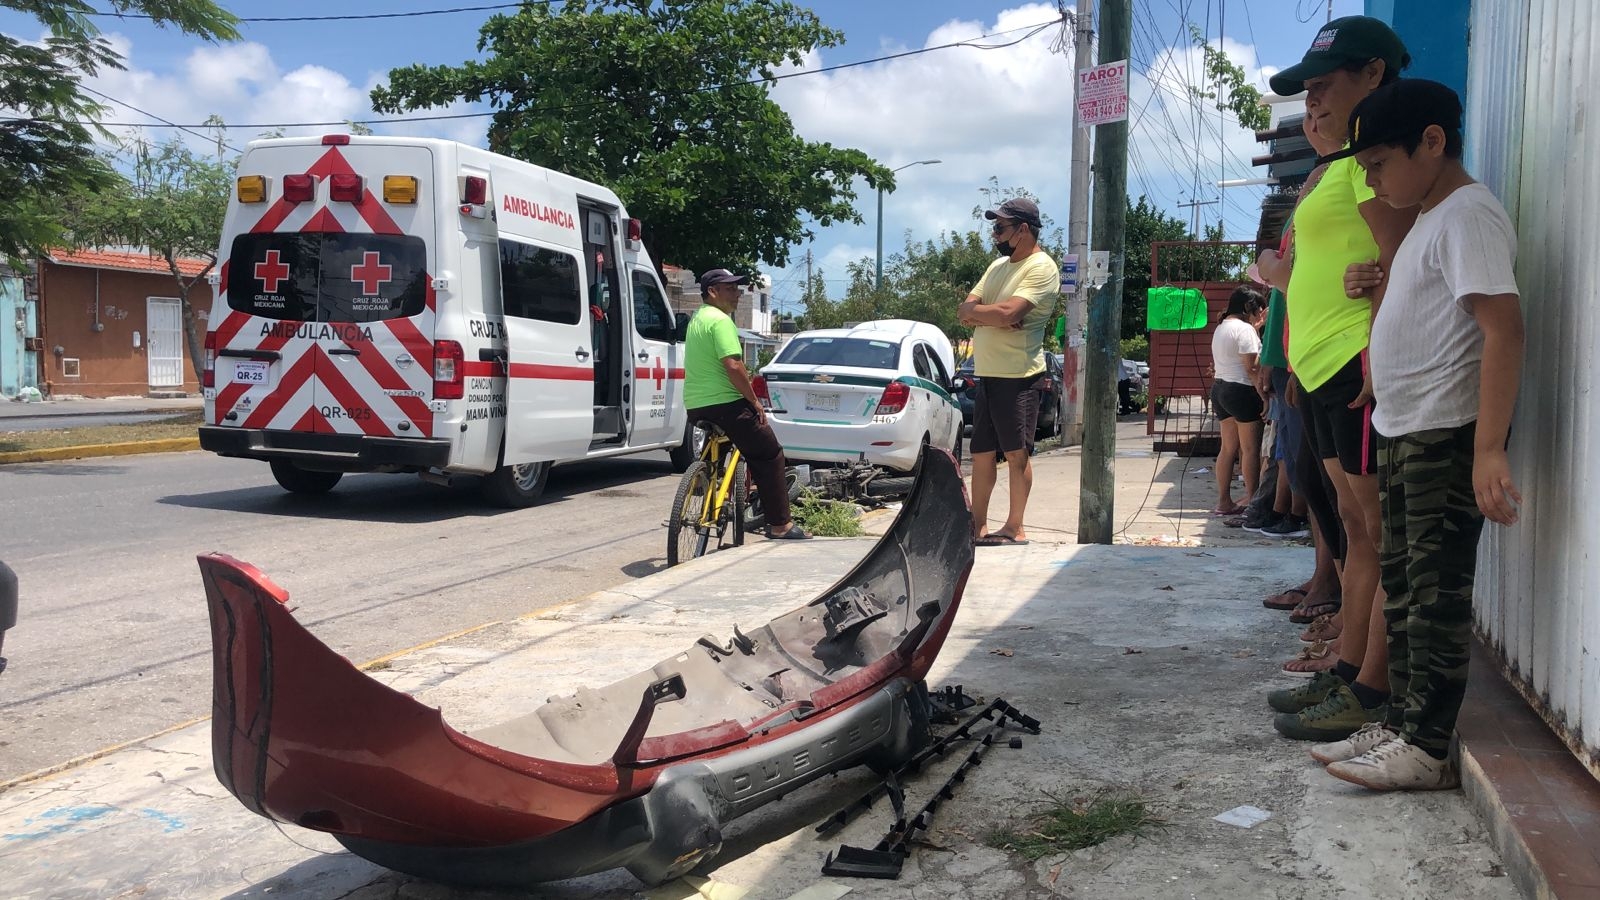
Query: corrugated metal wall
1469 0 1600 775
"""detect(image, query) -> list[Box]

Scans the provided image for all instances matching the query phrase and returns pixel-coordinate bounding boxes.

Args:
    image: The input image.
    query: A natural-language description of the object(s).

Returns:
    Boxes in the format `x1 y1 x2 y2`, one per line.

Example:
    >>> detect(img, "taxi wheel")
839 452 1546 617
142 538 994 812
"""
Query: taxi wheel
481 460 551 508
269 460 342 495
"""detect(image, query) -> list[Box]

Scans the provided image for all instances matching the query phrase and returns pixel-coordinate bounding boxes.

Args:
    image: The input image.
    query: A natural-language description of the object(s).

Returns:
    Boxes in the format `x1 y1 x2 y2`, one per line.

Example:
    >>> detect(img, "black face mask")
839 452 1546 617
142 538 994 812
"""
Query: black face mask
995 239 1015 255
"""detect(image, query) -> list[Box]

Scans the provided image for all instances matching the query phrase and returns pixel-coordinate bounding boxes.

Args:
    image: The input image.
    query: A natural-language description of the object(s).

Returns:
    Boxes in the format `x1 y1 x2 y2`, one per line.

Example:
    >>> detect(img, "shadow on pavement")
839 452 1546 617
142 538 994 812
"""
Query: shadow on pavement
156 458 677 524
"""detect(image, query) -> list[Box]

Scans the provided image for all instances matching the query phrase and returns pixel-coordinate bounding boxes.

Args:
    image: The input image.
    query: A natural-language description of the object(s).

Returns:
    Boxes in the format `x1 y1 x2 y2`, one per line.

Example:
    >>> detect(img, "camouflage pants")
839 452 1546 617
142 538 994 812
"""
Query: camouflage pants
1378 423 1485 758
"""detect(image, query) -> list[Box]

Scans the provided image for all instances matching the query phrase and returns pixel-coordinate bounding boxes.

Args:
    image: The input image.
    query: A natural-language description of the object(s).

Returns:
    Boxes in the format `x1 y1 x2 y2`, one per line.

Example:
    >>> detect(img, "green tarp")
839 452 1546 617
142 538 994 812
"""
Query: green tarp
1146 286 1209 331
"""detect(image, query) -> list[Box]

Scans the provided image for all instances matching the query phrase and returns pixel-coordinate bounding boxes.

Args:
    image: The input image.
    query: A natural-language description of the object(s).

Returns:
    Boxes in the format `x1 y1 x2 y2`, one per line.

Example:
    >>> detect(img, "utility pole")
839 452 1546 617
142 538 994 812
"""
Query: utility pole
805 248 814 301
1176 197 1219 238
1078 0 1131 545
1062 2 1095 447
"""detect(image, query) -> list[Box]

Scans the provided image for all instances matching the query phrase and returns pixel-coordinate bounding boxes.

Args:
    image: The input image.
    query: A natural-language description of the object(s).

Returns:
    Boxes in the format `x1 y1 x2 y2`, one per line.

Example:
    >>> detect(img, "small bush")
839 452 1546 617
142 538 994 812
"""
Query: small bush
790 490 863 537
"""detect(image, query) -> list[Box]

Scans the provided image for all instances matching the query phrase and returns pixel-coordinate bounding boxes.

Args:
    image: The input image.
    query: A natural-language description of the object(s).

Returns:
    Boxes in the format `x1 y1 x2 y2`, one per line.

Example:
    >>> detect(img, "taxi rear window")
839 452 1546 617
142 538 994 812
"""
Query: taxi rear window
775 337 900 369
227 233 428 322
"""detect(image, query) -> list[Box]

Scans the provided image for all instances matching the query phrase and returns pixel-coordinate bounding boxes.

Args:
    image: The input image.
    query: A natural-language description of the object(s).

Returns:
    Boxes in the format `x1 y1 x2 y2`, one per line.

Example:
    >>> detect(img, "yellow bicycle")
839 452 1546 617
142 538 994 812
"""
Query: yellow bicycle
666 424 746 567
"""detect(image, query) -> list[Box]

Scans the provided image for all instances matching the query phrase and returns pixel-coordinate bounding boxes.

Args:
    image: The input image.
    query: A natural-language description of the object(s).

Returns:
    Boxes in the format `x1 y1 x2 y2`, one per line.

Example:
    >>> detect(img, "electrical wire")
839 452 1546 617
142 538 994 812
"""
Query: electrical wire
88 3 551 23
79 85 244 154
6 16 1063 131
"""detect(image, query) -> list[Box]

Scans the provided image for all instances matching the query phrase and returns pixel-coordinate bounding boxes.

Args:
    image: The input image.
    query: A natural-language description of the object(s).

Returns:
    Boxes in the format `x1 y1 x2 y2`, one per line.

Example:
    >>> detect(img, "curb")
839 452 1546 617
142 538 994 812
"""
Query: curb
0 437 200 465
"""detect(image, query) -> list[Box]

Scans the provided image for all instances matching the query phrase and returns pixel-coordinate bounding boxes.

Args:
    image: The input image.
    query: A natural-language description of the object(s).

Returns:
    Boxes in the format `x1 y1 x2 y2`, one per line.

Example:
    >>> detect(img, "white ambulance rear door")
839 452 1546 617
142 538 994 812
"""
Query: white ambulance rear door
626 265 681 446
492 175 593 464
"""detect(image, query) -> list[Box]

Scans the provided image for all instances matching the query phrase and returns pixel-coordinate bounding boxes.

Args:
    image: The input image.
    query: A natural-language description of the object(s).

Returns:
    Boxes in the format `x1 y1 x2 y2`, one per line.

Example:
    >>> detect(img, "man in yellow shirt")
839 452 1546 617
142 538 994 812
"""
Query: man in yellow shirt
958 197 1061 546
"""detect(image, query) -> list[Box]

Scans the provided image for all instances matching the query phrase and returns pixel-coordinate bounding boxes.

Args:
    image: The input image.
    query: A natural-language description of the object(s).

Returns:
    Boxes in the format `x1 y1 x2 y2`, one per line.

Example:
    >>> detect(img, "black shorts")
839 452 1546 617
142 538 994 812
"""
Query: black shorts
970 374 1042 455
1305 353 1378 476
1210 380 1263 423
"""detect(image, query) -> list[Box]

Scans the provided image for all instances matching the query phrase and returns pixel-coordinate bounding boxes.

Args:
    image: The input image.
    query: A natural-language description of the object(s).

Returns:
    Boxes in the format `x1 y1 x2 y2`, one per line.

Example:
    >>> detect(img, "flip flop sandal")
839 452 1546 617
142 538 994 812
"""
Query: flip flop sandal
1281 641 1338 677
1300 613 1342 644
1264 587 1307 610
1210 505 1247 517
975 534 1030 547
1289 595 1342 624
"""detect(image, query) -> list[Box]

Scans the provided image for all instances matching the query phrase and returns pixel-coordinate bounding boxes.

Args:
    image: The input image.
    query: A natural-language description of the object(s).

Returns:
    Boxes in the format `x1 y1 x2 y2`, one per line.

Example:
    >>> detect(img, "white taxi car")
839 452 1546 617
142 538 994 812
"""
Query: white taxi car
754 320 965 472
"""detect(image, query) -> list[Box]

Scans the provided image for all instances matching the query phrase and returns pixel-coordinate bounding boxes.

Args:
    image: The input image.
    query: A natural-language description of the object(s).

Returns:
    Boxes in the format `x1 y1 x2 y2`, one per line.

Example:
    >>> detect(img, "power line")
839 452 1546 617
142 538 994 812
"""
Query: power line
8 16 1062 131
79 85 243 154
88 3 552 23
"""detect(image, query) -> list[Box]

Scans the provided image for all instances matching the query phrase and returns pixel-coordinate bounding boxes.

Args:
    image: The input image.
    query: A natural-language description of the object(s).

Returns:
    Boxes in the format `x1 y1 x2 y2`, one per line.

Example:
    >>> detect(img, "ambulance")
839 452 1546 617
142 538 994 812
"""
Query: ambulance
199 135 694 507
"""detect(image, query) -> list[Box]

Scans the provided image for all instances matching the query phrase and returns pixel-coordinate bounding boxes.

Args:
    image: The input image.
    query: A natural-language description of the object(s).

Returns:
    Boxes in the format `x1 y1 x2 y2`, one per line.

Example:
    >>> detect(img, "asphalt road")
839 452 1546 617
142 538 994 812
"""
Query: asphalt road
0 449 685 783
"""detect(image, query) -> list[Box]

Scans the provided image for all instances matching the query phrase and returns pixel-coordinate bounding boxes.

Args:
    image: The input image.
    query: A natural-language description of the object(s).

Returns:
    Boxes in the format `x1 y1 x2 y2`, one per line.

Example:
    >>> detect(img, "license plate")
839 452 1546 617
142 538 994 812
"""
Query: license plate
232 361 270 385
805 392 839 412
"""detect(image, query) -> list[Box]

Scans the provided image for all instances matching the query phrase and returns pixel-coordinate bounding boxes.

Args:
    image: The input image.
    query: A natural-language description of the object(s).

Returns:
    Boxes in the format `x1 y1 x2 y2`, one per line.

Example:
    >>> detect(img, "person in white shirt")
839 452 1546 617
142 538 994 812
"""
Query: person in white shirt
1312 79 1523 792
1208 286 1268 515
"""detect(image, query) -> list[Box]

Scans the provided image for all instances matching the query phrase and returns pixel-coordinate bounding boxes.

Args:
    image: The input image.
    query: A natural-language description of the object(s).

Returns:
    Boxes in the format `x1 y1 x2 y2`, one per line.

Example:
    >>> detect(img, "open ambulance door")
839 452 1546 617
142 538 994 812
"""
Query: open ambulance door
497 237 593 465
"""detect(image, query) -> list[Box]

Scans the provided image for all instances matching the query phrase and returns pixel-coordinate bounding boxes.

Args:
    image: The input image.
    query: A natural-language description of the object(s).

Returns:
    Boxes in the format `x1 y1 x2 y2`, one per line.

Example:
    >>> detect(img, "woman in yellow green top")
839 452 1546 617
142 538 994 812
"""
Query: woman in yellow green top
1262 16 1421 744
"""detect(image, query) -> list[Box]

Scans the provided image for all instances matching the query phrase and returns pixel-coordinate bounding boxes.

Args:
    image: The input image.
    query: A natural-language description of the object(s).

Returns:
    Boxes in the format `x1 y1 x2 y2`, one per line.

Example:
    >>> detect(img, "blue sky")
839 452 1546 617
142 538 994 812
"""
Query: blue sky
4 0 1364 312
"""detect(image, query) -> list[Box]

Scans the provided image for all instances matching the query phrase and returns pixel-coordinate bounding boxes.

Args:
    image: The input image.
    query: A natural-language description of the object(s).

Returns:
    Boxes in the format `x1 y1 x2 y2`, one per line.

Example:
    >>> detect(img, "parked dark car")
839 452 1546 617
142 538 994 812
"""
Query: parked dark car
0 560 16 675
953 355 1064 441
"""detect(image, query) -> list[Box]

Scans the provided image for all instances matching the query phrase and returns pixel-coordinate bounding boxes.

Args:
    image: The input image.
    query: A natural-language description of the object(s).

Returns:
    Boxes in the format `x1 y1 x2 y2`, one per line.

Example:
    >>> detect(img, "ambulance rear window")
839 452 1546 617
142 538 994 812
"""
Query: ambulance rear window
227 233 428 322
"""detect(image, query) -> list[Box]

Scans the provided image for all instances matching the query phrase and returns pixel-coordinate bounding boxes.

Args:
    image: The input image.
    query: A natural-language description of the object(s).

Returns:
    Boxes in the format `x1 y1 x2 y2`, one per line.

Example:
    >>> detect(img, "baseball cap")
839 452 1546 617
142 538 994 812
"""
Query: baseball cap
698 268 750 291
982 197 1042 228
1318 79 1463 164
1269 16 1410 97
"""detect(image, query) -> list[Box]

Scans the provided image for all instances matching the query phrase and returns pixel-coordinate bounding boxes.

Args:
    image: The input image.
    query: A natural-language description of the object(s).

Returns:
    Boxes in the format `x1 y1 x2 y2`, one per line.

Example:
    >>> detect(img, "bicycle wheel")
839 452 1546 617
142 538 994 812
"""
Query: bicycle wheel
718 461 747 549
667 461 714 567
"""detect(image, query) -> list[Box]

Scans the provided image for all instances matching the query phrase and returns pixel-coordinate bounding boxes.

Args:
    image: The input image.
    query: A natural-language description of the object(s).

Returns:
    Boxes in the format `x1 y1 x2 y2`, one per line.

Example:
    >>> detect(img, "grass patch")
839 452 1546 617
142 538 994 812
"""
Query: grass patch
0 411 204 453
790 490 863 537
988 791 1162 861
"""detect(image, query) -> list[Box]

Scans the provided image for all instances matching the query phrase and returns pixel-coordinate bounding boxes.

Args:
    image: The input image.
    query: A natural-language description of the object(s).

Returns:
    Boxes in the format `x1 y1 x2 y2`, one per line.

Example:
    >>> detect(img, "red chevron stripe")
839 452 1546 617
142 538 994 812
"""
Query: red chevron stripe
343 336 432 436
313 347 393 437
242 348 317 429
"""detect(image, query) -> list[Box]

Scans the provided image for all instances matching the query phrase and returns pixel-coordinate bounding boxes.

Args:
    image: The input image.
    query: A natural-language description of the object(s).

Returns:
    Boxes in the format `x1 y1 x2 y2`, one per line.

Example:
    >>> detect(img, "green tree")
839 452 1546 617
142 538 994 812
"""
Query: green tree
0 0 238 259
70 137 233 379
370 0 891 273
1122 195 1189 339
1187 24 1271 132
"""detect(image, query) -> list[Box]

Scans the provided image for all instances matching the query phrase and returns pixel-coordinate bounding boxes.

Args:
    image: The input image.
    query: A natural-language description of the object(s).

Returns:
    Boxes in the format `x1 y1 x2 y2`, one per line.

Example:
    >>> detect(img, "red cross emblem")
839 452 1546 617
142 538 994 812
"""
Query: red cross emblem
254 250 290 293
645 357 666 389
350 251 392 295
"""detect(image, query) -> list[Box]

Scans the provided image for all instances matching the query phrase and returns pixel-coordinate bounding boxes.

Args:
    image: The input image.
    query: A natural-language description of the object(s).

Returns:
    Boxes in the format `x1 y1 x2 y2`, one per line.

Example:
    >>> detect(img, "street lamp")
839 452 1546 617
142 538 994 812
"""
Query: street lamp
876 159 941 290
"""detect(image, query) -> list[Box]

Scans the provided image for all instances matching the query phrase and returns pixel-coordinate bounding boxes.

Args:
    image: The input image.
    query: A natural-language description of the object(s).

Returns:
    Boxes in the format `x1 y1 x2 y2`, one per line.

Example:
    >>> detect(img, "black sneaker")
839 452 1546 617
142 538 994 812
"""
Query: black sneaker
1240 510 1280 533
1262 515 1310 539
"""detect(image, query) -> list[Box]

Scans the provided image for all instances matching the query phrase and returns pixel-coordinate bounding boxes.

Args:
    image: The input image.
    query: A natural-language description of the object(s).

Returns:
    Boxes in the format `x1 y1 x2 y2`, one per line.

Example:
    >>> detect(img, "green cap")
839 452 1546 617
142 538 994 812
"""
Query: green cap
1269 16 1410 97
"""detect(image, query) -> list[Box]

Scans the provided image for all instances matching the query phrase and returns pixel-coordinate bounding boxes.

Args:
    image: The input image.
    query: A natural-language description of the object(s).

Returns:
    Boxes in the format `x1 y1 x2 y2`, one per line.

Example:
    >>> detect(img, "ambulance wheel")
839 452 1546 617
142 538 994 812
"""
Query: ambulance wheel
481 460 551 508
668 420 697 473
269 460 342 495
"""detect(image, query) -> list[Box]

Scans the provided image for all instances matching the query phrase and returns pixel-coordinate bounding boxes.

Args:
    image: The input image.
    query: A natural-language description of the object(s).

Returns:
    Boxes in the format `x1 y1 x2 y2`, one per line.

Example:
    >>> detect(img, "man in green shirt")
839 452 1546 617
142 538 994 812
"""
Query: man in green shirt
684 268 808 540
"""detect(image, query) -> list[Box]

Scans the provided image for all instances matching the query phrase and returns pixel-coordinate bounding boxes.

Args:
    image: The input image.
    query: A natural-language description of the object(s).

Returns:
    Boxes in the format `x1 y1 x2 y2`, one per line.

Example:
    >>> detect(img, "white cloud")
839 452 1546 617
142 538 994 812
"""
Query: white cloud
760 3 1284 298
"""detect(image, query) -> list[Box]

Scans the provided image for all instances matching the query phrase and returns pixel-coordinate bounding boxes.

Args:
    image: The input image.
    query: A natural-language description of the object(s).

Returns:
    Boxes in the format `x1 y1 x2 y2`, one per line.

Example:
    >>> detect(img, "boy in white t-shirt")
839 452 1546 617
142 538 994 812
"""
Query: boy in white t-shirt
1311 80 1524 791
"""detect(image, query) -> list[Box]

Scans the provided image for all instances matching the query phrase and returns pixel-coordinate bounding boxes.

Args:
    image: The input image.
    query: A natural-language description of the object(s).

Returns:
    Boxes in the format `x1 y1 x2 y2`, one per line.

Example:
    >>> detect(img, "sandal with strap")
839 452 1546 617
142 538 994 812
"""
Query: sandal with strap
1289 592 1341 624
1300 613 1342 645
1264 587 1307 611
1281 640 1339 677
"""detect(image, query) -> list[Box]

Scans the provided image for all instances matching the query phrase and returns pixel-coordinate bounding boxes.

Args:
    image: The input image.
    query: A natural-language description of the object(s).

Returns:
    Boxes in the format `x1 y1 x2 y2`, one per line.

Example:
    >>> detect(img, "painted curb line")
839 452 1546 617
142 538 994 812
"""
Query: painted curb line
0 437 200 465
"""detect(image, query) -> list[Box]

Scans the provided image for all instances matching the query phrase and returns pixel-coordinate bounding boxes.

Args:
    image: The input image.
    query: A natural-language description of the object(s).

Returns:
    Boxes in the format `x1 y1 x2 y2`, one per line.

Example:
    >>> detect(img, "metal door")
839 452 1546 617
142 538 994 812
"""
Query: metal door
146 297 184 387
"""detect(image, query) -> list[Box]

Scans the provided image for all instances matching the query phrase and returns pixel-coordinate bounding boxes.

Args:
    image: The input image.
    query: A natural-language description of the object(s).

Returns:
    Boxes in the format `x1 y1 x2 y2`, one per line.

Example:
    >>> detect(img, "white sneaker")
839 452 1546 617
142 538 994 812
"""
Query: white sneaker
1326 738 1460 791
1310 722 1400 765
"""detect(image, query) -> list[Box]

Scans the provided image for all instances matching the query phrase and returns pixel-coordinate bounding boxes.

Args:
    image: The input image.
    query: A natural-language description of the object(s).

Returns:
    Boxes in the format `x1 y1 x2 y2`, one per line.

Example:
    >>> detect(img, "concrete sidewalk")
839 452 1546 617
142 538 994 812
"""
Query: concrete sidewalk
0 394 202 421
0 418 1529 899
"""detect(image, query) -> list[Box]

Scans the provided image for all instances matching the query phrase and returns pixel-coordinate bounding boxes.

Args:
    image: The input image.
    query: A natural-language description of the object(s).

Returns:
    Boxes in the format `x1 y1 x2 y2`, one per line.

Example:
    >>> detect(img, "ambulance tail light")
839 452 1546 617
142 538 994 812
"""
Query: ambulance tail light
202 331 216 389
330 174 364 203
876 381 911 415
752 374 770 408
433 340 465 400
460 175 488 206
282 174 315 204
236 175 268 203
626 218 643 250
382 175 418 204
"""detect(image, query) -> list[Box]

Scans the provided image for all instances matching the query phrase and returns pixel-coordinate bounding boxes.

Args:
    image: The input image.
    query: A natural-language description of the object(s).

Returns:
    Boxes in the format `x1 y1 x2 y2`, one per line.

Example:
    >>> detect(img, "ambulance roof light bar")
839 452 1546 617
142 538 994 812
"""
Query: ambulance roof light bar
322 134 351 145
626 218 643 251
